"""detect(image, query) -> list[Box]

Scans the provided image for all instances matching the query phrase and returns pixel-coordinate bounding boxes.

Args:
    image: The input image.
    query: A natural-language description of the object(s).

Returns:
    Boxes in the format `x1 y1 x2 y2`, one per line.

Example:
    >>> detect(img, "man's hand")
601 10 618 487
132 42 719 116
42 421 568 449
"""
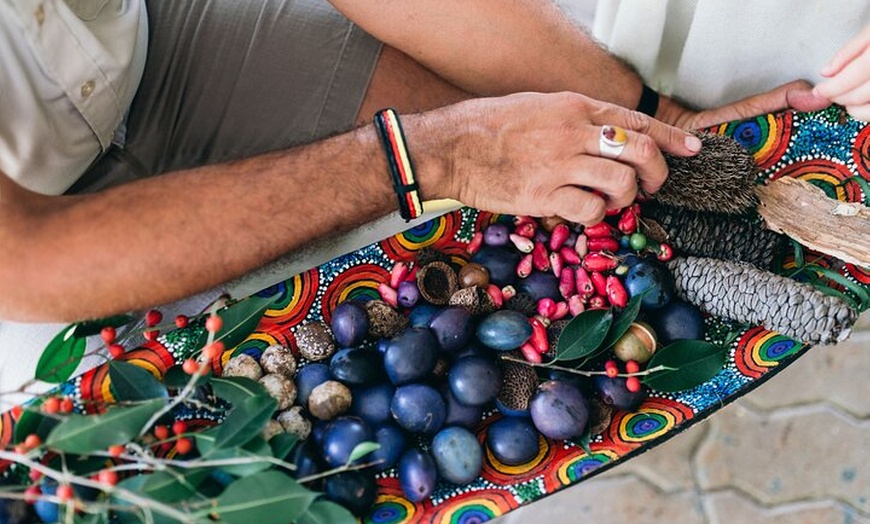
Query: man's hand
814 24 870 121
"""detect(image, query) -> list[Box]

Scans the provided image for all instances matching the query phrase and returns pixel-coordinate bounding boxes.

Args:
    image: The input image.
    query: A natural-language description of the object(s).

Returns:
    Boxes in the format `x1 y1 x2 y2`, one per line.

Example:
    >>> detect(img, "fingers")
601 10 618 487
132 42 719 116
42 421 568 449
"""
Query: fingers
688 80 829 129
821 25 870 77
548 185 607 226
814 51 870 101
589 103 702 157
578 126 669 194
846 104 870 122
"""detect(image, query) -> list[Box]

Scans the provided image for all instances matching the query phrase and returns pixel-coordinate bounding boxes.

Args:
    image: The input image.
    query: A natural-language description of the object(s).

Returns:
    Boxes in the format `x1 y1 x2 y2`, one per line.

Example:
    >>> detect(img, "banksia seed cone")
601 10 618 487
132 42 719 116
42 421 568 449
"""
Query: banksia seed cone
657 133 759 214
642 202 787 270
667 256 857 345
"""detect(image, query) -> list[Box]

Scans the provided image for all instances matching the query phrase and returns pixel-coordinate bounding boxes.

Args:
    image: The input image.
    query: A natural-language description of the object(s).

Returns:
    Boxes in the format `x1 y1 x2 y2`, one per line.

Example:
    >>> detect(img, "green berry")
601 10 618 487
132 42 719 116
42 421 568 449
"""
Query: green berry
629 233 648 251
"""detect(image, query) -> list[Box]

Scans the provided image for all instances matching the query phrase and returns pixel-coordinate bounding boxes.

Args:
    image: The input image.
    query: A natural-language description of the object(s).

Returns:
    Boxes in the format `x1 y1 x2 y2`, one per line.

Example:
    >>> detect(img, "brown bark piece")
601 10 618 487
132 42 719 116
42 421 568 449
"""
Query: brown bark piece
757 177 870 267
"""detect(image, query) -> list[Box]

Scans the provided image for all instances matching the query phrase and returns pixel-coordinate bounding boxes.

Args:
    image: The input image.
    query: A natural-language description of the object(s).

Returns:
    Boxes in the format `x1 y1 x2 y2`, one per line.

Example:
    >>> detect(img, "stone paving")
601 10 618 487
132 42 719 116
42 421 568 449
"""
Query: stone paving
500 314 870 524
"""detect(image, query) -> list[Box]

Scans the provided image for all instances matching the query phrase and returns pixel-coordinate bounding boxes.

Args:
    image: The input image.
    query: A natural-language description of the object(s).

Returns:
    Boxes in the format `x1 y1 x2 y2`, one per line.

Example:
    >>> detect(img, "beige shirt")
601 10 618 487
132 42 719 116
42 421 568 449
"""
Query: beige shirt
0 0 147 195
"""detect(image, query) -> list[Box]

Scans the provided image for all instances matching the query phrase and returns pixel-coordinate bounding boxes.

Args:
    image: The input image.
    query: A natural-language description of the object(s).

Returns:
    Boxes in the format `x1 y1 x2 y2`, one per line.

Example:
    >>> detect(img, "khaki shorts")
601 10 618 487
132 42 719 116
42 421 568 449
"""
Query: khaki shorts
71 0 382 193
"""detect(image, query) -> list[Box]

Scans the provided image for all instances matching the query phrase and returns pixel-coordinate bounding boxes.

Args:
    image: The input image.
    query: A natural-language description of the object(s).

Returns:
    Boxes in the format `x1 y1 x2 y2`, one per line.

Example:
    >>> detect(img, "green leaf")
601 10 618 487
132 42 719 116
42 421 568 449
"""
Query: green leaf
206 436 274 476
14 407 59 443
46 399 165 453
211 376 269 406
297 500 358 524
141 468 210 503
554 309 613 362
207 471 317 524
642 340 728 393
163 364 210 390
194 295 276 353
114 475 194 524
36 324 86 383
346 441 380 465
569 430 592 456
843 175 870 207
808 264 870 311
213 395 278 450
109 361 169 401
602 293 644 350
74 314 135 337
269 432 300 461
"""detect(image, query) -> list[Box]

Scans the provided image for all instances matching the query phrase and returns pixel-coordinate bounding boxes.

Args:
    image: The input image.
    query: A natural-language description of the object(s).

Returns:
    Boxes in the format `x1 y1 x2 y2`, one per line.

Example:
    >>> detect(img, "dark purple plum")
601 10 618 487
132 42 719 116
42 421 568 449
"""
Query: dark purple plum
329 348 384 386
648 299 705 345
431 426 483 484
476 310 533 351
331 301 370 347
471 245 520 286
408 304 442 328
448 356 502 406
483 223 511 247
350 382 395 426
593 376 646 411
311 419 329 447
287 439 323 481
624 260 674 310
517 271 561 302
321 416 372 467
391 384 446 434
370 423 408 471
443 385 484 429
383 327 438 385
529 380 589 440
398 449 438 502
323 470 378 516
428 306 474 352
397 281 421 308
295 363 331 408
486 416 540 466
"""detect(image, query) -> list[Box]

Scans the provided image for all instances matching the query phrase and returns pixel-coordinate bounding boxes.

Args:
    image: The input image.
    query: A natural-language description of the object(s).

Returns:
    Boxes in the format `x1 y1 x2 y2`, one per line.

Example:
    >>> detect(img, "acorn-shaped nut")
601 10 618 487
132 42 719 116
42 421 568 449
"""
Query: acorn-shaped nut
449 286 497 316
262 419 284 441
276 406 312 440
497 360 539 414
588 397 614 436
458 263 490 289
416 261 459 305
308 380 352 421
260 344 297 379
612 322 657 364
222 353 263 381
365 300 408 339
259 373 297 411
295 322 336 362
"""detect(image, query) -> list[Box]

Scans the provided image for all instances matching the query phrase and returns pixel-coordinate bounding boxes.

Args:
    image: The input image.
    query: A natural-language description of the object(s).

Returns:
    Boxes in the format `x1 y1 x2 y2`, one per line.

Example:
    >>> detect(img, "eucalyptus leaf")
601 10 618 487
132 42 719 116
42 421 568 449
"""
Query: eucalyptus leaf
194 295 276 352
602 293 644 350
13 407 59 443
346 441 381 465
74 314 135 337
269 432 300 461
141 468 210 503
213 395 278 450
163 364 210 390
36 324 86 383
114 475 195 524
109 360 168 401
206 436 274 477
554 309 613 362
642 340 728 393
211 376 269 406
46 399 165 454
297 500 357 524
206 471 317 524
808 264 870 311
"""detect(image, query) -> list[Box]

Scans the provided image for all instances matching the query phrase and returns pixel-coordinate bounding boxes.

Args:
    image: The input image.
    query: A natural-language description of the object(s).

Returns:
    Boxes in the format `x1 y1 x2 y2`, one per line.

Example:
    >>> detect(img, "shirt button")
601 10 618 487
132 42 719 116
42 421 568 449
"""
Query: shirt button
81 80 96 98
35 5 45 25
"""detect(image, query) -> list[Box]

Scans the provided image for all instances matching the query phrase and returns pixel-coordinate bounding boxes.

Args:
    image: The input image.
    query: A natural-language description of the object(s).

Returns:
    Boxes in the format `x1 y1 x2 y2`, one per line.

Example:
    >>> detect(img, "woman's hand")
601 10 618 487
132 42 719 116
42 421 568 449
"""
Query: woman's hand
814 25 870 121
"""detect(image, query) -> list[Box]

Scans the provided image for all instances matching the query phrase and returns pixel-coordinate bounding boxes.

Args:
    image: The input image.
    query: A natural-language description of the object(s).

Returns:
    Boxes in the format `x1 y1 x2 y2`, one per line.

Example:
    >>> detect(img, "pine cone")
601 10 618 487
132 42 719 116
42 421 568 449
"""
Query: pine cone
642 202 787 270
667 256 857 345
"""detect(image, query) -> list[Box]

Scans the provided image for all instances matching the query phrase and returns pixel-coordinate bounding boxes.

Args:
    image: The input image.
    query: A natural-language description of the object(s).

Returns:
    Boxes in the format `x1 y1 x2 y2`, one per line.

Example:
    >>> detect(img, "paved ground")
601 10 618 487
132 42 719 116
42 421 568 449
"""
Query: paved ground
500 313 870 524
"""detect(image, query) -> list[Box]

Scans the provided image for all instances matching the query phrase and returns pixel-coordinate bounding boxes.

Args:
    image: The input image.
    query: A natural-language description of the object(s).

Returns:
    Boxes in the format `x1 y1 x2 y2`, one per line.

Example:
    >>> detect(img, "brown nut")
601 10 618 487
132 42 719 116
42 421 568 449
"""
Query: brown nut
262 419 284 441
458 263 490 289
222 353 263 381
259 373 297 411
308 380 352 421
295 322 336 362
276 406 312 440
260 344 297 379
416 261 459 305
612 322 657 364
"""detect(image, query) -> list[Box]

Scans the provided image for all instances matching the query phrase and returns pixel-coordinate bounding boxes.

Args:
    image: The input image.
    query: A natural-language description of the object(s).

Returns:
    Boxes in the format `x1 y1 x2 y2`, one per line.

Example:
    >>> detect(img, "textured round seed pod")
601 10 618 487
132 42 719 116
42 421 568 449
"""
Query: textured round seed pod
262 419 284 441
222 353 263 381
308 380 352 420
497 360 538 414
260 344 297 379
259 373 297 411
295 322 336 362
416 261 459 305
365 300 408 339
458 263 491 289
667 256 858 345
449 286 497 316
588 397 614 436
505 292 537 317
545 319 572 360
276 406 312 440
657 133 759 214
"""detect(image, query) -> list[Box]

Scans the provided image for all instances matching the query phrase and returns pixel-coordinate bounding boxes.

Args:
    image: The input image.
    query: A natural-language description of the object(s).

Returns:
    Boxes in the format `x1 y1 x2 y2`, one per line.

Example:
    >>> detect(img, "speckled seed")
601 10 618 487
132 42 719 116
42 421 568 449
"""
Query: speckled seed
365 300 409 339
308 380 352 421
259 373 297 411
295 322 336 362
262 419 284 441
449 286 497 316
222 353 263 381
259 344 297 379
276 406 312 440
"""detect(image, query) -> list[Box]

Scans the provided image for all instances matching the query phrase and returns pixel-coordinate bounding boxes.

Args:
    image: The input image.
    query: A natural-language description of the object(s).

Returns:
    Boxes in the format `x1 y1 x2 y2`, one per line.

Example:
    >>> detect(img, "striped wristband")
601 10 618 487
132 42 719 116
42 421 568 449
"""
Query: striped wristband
373 108 423 222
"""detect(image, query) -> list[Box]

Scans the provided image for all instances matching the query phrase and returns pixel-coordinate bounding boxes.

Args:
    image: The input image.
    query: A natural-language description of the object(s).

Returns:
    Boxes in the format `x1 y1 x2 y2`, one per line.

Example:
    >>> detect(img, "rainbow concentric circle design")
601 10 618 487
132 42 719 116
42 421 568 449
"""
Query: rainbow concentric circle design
608 398 694 444
735 326 803 379
713 112 792 169
556 448 620 483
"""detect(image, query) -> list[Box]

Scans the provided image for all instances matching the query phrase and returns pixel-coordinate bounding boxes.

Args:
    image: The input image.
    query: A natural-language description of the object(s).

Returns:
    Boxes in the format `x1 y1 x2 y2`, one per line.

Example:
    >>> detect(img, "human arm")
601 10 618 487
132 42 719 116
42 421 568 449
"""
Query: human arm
0 92 699 322
814 24 870 121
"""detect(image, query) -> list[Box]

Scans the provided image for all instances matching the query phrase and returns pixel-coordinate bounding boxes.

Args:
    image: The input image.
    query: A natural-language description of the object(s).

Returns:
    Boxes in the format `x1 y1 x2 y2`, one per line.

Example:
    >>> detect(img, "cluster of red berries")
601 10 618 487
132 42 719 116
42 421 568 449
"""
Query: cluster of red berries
604 359 642 392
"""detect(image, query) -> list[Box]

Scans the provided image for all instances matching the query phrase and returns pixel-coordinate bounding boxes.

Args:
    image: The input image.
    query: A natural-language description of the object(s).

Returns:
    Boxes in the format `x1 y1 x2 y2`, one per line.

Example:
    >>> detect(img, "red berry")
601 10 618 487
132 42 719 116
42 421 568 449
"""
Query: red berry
56 484 74 502
108 344 125 359
14 444 28 455
97 469 118 486
604 360 619 378
174 315 189 329
626 376 642 392
59 397 74 414
172 420 187 436
24 485 41 504
202 341 225 360
24 434 41 449
28 469 42 482
175 437 193 455
153 425 170 441
108 445 125 458
145 309 163 327
657 243 674 262
205 315 223 333
10 405 23 420
144 330 159 341
42 397 60 414
625 360 641 374
182 358 199 375
100 326 117 344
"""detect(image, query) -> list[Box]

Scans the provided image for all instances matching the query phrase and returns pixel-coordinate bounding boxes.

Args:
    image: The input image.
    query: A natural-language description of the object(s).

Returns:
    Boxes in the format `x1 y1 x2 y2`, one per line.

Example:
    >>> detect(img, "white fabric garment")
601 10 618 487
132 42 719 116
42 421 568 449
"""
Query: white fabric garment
0 0 147 195
592 0 870 109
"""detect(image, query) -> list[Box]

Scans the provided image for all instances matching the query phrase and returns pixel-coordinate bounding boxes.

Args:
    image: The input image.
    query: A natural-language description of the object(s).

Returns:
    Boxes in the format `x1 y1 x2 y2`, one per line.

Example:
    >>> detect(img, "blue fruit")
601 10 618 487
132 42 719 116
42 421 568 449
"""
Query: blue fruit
624 260 674 310
476 310 533 351
321 416 373 467
448 356 502 407
311 419 329 447
593 376 646 411
483 223 511 246
391 384 446 434
295 363 332 407
408 304 442 328
34 479 58 524
431 427 483 484
287 439 323 481
648 299 706 345
486 417 541 466
331 301 370 347
323 470 378 516
350 382 395 426
529 380 589 440
329 348 384 386
370 423 408 471
428 307 474 352
0 497 30 524
517 271 560 302
471 245 520 286
383 327 438 385
398 449 438 502
443 385 484 429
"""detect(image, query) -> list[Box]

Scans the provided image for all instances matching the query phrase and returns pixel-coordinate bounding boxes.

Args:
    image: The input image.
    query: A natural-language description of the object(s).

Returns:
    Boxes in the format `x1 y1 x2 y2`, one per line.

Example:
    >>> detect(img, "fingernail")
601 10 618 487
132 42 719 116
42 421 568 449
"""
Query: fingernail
685 135 702 152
